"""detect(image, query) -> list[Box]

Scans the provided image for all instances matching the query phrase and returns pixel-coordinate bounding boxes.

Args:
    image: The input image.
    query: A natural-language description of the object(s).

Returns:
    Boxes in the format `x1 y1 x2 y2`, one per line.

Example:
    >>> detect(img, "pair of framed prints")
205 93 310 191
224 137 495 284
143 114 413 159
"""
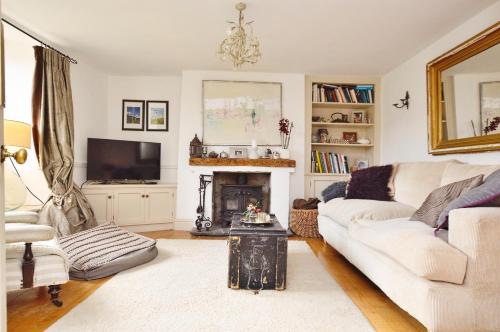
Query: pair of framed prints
122 99 169 131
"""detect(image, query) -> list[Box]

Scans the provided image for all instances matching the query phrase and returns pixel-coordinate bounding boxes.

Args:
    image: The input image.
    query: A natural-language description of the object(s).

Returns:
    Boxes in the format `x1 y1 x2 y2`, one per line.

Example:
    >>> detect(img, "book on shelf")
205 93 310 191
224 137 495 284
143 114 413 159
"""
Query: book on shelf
311 150 350 174
312 83 374 104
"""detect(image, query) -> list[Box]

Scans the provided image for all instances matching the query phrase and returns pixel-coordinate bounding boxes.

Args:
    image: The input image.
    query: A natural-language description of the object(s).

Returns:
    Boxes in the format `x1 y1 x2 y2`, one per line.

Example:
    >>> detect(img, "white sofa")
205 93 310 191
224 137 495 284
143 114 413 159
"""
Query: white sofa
317 161 500 332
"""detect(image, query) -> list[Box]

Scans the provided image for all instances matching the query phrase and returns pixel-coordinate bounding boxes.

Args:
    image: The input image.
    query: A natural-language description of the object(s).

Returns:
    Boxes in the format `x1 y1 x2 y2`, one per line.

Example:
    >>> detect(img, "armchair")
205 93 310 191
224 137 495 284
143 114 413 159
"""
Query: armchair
5 210 69 306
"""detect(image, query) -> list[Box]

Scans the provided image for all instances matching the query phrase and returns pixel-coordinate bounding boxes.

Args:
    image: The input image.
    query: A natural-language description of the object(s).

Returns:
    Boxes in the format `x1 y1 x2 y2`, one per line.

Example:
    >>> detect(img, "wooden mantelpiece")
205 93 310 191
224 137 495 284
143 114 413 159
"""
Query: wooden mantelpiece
189 158 296 168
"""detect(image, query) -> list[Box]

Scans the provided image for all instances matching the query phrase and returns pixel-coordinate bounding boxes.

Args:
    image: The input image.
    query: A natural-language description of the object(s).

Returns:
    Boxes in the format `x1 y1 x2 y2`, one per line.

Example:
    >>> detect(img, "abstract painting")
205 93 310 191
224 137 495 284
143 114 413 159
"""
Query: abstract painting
122 100 145 131
146 100 169 131
202 80 282 145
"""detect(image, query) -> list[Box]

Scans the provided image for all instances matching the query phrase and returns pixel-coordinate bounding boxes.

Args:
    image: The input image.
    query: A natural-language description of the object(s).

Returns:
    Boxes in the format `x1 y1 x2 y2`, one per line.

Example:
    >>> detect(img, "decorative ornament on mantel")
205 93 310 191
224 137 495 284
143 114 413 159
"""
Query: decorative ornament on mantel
190 134 203 158
279 118 294 159
217 2 261 69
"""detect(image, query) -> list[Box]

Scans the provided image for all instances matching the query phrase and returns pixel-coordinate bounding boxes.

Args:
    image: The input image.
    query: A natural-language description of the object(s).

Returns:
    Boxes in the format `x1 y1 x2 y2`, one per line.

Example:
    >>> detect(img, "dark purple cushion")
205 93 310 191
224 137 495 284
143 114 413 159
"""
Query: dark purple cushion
345 165 393 201
436 168 500 231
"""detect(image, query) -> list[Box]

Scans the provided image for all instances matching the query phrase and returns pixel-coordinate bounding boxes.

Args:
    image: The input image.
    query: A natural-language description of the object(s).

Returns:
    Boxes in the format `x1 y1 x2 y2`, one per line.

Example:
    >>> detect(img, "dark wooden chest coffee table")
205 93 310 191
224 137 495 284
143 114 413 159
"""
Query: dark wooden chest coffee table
228 214 287 291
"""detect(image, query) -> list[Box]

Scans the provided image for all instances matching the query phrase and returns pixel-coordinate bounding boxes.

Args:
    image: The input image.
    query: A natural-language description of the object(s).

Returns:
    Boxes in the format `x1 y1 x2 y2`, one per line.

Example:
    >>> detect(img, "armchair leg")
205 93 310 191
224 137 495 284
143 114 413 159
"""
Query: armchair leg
48 285 63 307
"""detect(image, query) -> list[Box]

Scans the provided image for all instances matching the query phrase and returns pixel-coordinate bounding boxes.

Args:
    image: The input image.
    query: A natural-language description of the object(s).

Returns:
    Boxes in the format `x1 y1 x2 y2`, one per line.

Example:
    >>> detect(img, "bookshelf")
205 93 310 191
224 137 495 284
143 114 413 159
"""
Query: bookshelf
305 75 381 198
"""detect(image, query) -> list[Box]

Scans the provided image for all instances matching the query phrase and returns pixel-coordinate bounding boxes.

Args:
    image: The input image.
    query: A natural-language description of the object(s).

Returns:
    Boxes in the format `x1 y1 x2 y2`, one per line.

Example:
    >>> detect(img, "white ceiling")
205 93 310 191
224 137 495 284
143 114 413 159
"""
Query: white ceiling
3 0 497 75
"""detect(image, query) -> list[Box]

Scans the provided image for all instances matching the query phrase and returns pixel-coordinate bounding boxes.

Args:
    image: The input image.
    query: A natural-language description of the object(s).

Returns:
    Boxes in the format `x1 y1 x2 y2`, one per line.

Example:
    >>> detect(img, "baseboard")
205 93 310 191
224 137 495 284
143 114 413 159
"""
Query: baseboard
123 223 174 233
174 219 193 231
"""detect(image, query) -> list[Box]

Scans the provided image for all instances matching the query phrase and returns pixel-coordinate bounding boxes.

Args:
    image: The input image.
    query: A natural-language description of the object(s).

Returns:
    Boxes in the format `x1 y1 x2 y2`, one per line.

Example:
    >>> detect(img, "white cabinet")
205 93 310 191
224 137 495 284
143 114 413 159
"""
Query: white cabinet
113 188 146 226
145 188 176 224
82 184 176 227
84 189 114 224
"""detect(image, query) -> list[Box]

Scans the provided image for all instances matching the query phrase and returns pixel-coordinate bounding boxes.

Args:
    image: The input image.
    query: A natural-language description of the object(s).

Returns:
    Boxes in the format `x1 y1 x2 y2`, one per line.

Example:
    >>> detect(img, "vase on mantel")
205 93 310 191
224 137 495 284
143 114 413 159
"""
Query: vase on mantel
279 148 290 159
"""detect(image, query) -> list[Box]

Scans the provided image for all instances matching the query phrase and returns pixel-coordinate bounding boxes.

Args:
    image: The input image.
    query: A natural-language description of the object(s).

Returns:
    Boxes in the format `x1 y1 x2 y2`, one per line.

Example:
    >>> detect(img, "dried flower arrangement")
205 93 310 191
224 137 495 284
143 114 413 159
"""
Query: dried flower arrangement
279 118 294 149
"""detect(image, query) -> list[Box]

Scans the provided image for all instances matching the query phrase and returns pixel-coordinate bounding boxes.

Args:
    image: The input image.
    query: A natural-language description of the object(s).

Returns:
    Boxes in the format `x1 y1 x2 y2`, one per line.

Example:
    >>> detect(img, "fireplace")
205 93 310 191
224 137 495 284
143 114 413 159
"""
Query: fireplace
213 172 271 228
221 185 263 227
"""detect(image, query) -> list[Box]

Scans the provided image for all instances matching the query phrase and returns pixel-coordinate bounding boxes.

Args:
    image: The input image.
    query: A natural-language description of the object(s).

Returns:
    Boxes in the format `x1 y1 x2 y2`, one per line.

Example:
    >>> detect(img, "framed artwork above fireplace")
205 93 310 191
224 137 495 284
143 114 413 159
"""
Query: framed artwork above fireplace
202 80 282 146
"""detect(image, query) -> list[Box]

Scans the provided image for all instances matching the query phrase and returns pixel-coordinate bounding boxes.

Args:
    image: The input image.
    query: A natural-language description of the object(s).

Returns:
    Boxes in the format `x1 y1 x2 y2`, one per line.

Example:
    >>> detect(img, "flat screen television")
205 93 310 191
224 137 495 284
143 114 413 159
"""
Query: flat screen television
87 138 161 181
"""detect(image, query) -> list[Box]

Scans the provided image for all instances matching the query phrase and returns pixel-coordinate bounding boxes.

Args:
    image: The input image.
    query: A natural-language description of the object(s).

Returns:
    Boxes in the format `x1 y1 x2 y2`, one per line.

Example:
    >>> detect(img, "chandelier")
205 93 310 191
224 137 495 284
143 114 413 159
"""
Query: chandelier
217 2 261 69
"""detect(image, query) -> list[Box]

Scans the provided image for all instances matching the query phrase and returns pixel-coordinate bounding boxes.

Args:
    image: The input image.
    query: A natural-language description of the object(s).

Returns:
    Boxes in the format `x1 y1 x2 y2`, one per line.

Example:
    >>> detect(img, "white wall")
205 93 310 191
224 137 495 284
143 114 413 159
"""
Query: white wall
72 61 109 185
106 76 181 183
176 70 305 224
3 24 108 203
380 1 500 164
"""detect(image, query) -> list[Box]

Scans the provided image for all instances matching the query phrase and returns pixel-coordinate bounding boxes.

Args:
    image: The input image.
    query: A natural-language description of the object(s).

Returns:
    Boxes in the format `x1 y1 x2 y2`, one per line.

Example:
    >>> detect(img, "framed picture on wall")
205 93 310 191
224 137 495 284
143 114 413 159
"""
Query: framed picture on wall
122 99 145 131
146 100 169 131
202 80 282 145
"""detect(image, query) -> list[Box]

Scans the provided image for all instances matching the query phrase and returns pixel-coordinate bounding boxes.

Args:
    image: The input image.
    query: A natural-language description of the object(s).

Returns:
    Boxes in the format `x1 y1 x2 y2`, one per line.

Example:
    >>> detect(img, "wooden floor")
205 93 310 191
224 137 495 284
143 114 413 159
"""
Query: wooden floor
7 230 426 332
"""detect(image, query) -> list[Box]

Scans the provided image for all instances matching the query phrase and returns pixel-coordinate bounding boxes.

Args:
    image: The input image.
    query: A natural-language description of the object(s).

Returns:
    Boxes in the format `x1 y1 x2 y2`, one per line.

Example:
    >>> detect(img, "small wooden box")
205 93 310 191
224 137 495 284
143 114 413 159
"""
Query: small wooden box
228 215 287 291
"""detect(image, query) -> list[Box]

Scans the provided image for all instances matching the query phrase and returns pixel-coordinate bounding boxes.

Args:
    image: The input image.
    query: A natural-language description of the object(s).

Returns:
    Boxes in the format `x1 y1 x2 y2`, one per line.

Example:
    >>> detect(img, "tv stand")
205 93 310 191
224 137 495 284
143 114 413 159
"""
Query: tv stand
81 183 176 230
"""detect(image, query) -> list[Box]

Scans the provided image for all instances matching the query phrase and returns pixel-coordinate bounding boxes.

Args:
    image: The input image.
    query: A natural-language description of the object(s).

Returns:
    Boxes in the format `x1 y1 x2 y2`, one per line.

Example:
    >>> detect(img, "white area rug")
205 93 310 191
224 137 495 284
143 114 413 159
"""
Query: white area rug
49 239 374 331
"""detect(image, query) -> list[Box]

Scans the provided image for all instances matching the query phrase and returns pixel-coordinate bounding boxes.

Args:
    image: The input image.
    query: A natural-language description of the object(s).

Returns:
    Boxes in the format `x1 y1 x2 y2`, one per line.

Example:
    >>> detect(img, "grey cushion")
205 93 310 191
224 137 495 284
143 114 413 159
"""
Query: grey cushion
322 181 347 202
410 175 483 227
70 246 158 280
436 169 500 231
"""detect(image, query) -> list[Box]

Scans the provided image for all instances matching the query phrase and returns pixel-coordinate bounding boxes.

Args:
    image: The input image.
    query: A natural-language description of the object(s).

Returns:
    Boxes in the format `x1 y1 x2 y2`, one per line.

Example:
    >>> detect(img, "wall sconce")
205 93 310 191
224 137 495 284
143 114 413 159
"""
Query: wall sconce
393 91 410 110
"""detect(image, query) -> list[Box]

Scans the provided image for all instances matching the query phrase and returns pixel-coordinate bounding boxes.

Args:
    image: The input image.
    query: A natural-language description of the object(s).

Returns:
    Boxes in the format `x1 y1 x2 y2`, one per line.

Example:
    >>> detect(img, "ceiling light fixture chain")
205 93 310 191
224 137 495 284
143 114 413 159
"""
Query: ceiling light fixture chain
217 2 261 69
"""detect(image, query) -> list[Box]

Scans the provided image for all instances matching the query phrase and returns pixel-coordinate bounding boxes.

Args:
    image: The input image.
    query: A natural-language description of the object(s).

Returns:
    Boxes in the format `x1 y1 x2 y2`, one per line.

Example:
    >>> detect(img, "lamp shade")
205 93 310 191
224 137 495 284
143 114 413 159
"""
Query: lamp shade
4 120 31 148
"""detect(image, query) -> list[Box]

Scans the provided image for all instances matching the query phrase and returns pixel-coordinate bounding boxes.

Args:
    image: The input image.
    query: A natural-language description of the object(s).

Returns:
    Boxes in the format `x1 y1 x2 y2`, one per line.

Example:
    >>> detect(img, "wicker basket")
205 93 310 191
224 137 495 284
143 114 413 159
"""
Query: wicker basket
289 209 321 238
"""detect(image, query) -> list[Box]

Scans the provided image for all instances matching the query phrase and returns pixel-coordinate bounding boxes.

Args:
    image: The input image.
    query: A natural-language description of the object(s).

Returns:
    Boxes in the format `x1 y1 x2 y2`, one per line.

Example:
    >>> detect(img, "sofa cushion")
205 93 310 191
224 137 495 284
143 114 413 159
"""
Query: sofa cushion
349 219 467 284
440 162 500 186
321 181 347 202
436 169 500 231
410 175 483 227
346 165 394 201
393 161 455 208
318 198 416 228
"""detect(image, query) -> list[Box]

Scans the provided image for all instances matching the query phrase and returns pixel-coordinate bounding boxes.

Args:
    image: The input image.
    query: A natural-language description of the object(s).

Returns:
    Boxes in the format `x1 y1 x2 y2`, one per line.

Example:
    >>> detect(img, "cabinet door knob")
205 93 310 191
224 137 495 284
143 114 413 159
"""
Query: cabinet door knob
141 194 145 198
108 195 112 199
146 194 149 198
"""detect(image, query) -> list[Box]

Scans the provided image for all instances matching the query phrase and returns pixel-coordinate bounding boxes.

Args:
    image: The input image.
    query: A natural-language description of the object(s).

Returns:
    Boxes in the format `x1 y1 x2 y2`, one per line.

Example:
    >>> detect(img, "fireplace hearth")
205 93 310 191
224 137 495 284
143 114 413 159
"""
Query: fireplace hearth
190 172 271 237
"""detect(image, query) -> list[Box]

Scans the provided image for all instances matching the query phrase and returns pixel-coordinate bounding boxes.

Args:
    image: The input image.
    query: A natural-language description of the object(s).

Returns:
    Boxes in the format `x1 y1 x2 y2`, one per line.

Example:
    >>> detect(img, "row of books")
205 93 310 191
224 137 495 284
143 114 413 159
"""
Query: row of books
312 84 374 104
311 150 350 174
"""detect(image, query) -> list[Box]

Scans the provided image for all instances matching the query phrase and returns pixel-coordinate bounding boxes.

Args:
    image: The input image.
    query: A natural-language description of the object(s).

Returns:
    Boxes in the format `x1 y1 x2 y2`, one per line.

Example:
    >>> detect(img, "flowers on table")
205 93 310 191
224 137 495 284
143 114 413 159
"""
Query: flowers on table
243 201 262 219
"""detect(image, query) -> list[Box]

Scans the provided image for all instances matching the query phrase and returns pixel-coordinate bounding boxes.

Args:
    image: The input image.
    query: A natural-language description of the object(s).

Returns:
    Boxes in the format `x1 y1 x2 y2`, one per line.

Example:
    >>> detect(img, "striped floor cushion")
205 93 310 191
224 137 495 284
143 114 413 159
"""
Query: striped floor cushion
59 223 158 280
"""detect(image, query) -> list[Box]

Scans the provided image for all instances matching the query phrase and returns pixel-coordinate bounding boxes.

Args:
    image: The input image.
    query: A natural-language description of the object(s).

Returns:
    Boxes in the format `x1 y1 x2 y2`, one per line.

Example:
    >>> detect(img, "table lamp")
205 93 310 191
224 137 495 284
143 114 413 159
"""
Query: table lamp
2 120 31 164
3 120 31 210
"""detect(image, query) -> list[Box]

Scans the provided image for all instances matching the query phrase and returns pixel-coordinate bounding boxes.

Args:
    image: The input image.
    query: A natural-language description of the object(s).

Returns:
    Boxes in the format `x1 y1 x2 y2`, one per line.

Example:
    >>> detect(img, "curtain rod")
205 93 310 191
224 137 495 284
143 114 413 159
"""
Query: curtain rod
2 18 78 64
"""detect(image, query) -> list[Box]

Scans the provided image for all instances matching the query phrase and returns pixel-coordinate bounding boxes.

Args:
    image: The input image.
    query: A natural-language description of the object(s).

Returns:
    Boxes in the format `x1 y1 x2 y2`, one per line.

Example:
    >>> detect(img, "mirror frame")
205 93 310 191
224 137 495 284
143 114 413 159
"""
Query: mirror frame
427 22 500 155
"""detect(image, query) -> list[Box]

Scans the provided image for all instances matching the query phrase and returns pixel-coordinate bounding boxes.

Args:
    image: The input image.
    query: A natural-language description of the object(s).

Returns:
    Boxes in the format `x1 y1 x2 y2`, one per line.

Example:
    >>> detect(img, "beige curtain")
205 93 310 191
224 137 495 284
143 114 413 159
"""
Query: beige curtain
32 46 96 235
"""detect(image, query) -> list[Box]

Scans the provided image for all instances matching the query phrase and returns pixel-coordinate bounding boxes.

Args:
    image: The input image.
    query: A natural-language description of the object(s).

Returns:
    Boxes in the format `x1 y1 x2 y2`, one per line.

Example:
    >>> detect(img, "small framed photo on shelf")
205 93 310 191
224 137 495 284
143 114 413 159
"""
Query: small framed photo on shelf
229 147 248 159
352 111 365 123
122 100 145 131
146 100 169 131
342 132 358 143
357 160 369 170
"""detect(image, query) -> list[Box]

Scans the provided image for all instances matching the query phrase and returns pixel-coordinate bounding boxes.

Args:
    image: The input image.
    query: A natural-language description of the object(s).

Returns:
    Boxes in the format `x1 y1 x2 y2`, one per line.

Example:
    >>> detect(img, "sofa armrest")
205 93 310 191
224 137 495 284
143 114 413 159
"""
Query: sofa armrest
448 207 500 285
5 223 54 243
5 211 39 224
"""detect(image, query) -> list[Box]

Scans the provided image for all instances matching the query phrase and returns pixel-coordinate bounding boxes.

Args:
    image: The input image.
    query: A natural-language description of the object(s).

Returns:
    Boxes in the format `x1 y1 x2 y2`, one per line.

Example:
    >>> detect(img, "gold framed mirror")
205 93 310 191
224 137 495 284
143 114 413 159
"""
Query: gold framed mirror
427 22 500 155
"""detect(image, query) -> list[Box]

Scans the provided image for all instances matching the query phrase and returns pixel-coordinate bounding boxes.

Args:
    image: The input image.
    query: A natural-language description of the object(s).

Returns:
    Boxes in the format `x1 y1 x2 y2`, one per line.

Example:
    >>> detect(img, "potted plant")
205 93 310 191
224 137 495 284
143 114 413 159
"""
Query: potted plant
279 118 294 159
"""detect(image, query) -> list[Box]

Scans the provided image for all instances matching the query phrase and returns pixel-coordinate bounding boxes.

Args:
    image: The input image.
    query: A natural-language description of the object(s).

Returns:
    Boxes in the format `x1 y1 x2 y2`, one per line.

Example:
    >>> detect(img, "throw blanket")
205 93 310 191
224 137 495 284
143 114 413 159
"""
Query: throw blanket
59 223 156 271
